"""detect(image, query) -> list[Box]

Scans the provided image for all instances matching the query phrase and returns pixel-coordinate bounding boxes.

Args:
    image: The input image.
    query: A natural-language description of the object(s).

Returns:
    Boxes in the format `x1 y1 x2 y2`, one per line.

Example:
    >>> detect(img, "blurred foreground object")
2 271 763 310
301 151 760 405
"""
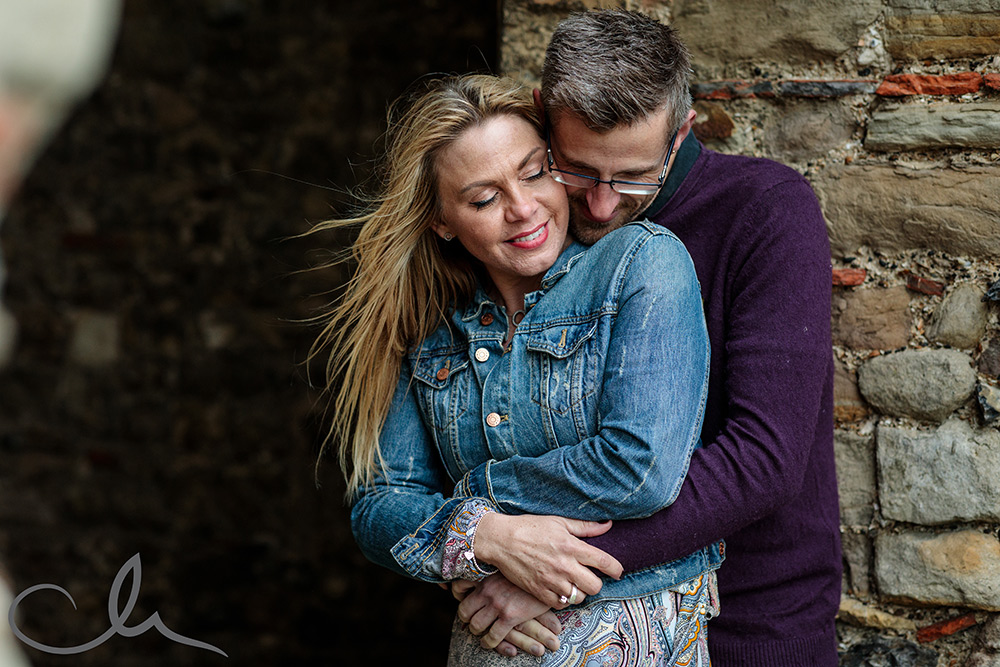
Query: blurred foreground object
0 0 120 369
0 2 120 665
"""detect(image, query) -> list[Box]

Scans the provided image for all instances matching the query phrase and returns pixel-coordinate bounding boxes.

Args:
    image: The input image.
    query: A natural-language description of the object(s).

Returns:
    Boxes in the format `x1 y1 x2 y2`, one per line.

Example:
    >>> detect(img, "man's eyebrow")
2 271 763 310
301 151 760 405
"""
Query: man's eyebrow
459 147 543 194
616 165 661 178
558 151 660 177
551 148 592 172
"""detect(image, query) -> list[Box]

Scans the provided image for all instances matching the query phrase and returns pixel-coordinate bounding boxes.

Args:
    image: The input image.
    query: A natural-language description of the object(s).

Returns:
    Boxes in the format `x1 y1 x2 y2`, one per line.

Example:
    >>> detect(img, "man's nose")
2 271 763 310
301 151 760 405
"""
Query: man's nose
584 182 621 222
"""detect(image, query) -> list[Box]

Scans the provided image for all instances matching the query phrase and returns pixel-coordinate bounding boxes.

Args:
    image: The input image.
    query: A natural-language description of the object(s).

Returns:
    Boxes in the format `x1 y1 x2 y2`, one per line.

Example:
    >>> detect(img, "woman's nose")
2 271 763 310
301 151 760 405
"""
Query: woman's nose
505 187 538 222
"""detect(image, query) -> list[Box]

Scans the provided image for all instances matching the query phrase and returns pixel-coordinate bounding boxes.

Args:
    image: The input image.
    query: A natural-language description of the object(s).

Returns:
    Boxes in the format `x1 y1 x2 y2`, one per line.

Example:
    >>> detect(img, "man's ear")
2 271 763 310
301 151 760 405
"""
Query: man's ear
533 88 545 124
674 108 698 148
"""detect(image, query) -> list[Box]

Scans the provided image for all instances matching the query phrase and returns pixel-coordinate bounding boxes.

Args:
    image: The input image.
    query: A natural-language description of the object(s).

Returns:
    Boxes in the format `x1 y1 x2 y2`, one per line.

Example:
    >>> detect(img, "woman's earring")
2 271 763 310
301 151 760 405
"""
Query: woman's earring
443 233 454 241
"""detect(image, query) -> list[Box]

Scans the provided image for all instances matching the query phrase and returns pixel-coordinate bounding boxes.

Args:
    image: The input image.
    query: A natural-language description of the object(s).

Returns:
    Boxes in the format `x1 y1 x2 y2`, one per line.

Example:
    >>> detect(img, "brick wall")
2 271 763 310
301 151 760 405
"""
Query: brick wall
499 1 1000 664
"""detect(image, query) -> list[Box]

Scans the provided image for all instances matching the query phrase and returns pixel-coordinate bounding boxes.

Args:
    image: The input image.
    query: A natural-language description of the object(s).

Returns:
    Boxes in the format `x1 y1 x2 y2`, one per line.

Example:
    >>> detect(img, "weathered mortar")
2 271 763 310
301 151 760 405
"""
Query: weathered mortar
500 0 1000 664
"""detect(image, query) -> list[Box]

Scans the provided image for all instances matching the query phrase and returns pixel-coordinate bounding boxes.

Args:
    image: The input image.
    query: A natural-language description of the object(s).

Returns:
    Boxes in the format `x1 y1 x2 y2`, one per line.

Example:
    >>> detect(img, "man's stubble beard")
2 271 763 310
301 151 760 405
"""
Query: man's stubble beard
566 192 655 246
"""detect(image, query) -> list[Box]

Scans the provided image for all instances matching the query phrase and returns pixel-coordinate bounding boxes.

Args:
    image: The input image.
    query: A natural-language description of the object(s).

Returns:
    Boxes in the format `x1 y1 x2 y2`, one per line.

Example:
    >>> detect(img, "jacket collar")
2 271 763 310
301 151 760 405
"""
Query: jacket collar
539 240 589 290
458 240 590 322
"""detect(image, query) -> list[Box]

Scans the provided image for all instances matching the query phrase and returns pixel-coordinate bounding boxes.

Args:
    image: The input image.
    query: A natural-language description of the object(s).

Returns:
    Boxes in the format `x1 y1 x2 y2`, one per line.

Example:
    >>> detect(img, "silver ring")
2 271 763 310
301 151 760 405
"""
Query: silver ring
568 584 579 605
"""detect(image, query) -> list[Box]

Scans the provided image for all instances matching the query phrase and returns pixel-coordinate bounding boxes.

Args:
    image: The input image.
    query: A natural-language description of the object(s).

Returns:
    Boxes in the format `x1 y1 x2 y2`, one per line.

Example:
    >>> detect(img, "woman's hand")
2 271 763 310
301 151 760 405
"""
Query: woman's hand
452 576 561 657
473 513 623 609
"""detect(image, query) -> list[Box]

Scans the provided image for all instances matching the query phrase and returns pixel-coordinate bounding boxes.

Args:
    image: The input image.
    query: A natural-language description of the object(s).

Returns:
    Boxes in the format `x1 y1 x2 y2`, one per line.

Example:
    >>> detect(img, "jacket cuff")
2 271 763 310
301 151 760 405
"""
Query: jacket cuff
457 460 494 504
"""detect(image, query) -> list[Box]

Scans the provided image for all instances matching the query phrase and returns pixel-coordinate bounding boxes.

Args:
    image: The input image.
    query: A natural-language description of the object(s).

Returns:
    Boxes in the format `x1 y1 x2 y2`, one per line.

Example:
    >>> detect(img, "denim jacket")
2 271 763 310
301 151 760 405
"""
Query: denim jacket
351 222 724 602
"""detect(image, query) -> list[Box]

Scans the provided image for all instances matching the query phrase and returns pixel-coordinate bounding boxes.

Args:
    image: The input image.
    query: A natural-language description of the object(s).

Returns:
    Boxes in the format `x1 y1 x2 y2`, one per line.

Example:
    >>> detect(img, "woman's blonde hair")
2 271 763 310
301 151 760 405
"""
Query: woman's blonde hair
309 74 541 498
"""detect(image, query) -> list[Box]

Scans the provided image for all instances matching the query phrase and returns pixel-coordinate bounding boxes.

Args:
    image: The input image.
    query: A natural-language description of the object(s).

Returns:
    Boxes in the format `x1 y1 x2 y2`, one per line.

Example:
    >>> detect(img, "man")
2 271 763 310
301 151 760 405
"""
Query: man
458 10 841 665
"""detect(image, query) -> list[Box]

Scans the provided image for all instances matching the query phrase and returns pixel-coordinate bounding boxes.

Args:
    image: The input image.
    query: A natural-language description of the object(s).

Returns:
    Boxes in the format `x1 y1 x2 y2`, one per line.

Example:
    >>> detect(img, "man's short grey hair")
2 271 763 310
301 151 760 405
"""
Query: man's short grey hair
541 9 692 134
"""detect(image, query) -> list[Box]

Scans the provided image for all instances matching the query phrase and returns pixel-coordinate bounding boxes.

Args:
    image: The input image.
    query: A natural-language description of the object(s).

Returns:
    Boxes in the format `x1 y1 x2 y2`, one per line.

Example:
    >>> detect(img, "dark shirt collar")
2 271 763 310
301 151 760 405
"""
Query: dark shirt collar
642 131 701 219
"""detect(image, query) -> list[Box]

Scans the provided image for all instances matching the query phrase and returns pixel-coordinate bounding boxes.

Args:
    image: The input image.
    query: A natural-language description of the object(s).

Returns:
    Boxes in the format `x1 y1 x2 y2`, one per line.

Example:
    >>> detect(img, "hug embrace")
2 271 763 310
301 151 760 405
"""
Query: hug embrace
311 9 840 667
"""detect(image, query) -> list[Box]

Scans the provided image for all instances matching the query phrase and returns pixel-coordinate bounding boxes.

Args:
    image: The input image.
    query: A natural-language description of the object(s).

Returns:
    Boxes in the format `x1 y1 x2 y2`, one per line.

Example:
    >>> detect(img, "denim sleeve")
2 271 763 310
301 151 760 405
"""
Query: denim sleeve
349 358 496 583
457 232 710 520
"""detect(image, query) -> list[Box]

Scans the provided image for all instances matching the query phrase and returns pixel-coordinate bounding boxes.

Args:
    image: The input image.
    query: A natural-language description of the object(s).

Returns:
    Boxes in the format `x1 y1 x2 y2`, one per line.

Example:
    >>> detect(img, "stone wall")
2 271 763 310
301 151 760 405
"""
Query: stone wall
499 1 1000 665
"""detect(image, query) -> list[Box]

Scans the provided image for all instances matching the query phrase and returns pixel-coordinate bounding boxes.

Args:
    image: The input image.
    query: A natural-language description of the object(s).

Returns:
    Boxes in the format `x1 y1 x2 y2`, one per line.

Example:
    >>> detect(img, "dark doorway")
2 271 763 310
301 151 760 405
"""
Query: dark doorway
1 1 498 665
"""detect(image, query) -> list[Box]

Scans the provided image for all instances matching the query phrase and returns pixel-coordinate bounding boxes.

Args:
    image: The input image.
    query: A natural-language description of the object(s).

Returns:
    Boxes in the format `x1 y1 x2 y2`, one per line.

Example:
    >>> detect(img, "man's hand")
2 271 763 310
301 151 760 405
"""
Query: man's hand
452 575 561 657
473 513 623 609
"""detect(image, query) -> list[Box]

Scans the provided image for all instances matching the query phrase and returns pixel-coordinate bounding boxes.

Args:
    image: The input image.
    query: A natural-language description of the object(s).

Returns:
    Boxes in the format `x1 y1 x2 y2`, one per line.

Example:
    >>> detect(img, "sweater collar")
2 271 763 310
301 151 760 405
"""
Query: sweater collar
644 131 702 219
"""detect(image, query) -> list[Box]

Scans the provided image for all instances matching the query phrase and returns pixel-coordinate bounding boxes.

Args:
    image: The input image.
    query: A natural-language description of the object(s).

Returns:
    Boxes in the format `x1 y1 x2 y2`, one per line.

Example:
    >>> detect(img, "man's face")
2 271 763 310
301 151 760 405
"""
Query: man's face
548 109 674 245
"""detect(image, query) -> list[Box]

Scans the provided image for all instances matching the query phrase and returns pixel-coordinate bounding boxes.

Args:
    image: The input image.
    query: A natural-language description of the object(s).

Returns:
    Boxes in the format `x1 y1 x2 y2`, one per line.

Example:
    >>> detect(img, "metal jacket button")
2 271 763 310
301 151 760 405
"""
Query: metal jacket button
485 412 502 427
475 347 490 362
480 313 494 326
435 367 449 381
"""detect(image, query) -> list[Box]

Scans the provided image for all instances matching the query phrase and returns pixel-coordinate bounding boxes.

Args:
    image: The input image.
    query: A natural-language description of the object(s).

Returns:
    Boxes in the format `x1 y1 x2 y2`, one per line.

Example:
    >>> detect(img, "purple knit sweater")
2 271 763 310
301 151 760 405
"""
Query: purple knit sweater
586 137 842 666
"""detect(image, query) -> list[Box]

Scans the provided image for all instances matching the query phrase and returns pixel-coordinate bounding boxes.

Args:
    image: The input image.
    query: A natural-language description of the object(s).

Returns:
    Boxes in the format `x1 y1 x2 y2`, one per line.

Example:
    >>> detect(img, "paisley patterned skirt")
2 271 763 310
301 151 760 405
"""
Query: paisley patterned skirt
447 573 718 667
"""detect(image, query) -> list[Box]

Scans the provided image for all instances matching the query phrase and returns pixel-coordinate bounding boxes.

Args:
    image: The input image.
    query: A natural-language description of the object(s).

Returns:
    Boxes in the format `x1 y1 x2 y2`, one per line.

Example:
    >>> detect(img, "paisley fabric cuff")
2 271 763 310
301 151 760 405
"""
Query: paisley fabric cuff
442 498 498 581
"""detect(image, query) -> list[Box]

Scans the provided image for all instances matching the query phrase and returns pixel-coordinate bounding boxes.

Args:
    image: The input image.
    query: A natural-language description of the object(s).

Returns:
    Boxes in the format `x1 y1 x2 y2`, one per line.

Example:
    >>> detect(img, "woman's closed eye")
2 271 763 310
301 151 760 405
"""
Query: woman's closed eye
524 164 547 182
471 165 546 210
472 192 498 210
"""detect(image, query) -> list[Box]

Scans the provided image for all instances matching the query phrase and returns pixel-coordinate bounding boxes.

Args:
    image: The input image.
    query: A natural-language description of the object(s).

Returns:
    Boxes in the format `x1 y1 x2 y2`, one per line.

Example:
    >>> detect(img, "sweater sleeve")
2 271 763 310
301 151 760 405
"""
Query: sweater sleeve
586 177 833 571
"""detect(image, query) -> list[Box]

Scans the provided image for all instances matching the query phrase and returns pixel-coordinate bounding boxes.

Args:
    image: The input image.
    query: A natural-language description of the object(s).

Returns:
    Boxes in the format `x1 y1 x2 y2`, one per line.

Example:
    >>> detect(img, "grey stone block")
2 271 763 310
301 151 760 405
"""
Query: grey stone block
878 419 1000 524
841 532 874 598
836 430 876 526
927 283 990 349
858 348 976 422
866 103 1000 152
674 0 882 67
815 164 1000 260
876 530 1000 610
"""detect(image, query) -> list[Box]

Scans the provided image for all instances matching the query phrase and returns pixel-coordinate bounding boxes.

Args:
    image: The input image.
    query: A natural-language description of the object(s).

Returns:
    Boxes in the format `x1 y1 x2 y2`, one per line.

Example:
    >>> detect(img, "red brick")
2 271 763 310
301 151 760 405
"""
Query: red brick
698 87 735 101
877 72 982 96
985 73 1000 91
903 271 945 296
833 268 866 287
692 101 735 140
834 361 869 422
916 613 978 643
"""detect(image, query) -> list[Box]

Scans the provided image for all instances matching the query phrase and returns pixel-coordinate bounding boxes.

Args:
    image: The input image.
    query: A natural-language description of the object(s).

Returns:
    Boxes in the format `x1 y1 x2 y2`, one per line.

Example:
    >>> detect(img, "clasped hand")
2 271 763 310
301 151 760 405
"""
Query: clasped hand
452 514 622 657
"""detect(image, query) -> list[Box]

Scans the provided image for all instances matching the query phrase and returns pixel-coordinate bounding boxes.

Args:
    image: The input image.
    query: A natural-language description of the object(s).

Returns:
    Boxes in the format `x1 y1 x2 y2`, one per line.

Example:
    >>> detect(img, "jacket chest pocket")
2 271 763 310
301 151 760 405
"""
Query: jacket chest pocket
411 351 471 433
526 320 600 419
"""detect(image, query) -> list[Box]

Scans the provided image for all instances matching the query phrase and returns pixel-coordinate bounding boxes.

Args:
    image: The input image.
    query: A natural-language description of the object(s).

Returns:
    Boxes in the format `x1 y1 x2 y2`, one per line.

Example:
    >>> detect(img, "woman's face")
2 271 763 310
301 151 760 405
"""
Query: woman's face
433 114 569 295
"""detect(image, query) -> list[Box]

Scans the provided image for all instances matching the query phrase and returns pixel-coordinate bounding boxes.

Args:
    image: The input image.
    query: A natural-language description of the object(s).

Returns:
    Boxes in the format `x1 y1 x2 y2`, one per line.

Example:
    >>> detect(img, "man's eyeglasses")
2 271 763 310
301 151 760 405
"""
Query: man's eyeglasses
546 129 679 196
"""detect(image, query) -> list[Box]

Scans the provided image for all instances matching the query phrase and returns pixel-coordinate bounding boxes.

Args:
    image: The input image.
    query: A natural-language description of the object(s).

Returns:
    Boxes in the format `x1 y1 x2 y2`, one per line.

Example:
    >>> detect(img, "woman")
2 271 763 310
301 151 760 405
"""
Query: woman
310 74 722 665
